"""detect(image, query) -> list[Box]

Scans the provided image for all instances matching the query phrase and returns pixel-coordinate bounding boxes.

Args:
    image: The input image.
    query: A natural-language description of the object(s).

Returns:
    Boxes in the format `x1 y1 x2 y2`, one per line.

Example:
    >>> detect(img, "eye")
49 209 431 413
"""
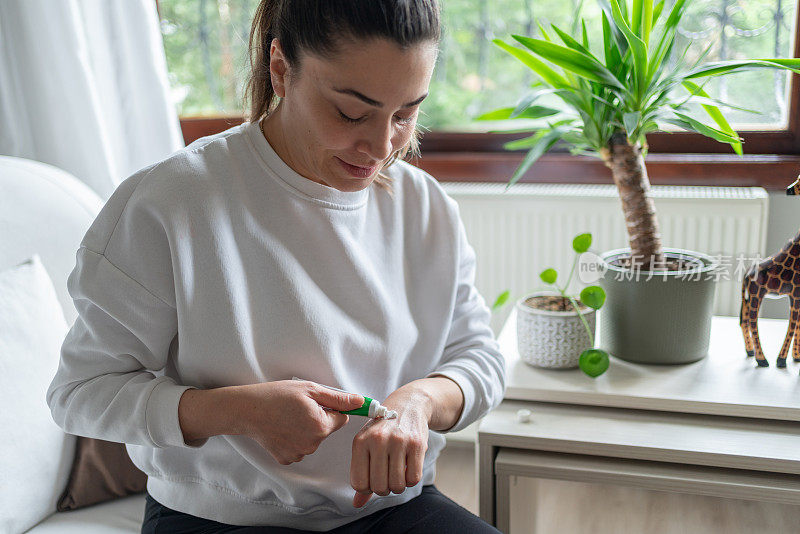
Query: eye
337 108 416 126
337 110 365 124
394 114 415 125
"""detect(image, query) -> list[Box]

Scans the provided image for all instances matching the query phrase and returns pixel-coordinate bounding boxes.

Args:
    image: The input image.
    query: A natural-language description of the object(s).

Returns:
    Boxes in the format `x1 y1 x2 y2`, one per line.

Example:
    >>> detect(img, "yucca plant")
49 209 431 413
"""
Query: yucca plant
484 0 800 270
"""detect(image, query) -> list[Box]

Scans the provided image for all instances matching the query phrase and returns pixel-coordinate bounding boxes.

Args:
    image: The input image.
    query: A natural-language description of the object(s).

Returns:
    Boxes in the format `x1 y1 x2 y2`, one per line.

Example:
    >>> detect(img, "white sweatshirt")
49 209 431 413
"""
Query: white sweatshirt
46 119 506 530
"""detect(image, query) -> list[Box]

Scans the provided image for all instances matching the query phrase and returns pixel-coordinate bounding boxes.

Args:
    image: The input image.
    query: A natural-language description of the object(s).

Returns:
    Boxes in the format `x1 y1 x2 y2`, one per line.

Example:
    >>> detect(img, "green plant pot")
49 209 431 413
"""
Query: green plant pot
597 247 720 365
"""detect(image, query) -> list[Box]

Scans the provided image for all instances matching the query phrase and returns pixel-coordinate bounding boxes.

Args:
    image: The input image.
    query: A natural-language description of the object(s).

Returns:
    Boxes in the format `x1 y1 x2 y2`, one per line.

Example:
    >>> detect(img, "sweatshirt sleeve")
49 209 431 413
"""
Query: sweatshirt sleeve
46 169 204 449
426 213 507 434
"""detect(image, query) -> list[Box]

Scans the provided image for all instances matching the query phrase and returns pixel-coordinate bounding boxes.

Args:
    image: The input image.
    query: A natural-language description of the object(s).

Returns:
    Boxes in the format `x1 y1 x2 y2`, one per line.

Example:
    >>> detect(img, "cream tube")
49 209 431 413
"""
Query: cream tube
292 377 397 419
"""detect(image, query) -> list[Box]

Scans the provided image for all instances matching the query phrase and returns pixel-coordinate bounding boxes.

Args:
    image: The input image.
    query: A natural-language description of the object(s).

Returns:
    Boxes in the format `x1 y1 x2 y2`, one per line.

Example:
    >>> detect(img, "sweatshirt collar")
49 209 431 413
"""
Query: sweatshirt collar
246 119 369 209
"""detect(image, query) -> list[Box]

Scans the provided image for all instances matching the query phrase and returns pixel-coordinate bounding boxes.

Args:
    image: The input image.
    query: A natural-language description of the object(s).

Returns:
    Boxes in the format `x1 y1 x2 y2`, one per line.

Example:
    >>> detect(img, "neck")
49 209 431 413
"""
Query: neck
783 228 800 250
261 107 327 187
261 107 287 161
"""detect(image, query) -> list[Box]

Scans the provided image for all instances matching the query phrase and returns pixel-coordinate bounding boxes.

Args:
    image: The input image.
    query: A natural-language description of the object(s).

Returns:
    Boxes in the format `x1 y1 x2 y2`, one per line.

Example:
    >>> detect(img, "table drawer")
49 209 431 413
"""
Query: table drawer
495 448 800 505
480 400 800 475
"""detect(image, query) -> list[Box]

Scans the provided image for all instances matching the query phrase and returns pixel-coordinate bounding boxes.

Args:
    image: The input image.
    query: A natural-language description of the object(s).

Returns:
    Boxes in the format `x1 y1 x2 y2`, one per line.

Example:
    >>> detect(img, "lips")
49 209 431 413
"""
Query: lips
336 157 378 178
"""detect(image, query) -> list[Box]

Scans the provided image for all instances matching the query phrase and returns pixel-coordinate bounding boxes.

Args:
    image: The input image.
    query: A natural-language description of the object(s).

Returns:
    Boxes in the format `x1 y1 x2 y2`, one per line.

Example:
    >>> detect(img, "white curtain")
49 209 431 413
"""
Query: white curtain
0 0 185 200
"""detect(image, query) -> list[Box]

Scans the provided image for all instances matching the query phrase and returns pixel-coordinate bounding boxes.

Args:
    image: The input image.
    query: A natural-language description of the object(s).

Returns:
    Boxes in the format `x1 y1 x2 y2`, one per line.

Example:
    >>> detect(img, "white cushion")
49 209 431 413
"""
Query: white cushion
25 494 146 534
0 256 73 534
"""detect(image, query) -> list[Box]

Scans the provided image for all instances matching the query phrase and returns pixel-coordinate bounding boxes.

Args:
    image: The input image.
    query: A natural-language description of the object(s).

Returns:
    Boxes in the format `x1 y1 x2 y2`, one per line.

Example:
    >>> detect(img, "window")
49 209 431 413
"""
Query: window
159 0 258 116
157 0 800 189
436 0 796 131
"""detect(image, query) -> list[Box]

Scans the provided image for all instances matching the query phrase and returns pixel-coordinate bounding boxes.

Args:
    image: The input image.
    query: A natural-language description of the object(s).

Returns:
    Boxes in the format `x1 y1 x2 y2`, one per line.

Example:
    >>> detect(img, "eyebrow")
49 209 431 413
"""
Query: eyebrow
333 87 428 109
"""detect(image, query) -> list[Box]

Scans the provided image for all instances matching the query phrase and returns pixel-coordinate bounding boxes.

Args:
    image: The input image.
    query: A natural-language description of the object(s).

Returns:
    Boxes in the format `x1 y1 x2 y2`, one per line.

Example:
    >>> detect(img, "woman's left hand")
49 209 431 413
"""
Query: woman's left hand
350 384 432 508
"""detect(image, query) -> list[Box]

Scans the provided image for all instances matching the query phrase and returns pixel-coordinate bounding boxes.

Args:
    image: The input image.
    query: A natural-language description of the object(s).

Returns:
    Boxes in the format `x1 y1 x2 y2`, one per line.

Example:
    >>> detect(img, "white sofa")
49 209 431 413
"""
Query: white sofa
1 155 145 533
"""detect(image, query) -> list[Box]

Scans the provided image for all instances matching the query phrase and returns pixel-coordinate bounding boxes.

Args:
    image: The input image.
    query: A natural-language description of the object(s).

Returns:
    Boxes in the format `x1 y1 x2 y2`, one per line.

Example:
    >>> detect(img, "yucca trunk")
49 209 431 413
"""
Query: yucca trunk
602 133 665 270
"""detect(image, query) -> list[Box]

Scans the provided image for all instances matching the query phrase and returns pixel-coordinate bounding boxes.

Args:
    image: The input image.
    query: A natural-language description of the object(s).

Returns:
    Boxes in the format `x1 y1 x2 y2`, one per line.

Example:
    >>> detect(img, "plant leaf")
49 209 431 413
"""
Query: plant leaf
540 268 558 284
506 128 566 187
476 106 561 121
538 21 552 42
491 290 511 311
579 349 610 377
512 35 626 91
642 0 654 45
672 94 759 114
492 38 569 88
608 0 648 96
601 10 624 73
573 233 592 253
681 80 742 155
582 19 590 49
646 1 687 84
652 0 665 26
665 112 743 144
684 59 800 79
511 88 559 117
503 128 548 150
580 286 606 309
491 129 539 136
551 24 592 56
631 0 644 37
623 111 641 138
617 0 629 20
598 1 629 56
571 0 587 36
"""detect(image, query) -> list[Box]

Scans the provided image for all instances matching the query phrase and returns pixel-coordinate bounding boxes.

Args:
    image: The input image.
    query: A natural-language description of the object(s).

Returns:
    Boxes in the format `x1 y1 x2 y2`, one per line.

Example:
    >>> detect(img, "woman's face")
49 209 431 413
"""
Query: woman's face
265 37 438 192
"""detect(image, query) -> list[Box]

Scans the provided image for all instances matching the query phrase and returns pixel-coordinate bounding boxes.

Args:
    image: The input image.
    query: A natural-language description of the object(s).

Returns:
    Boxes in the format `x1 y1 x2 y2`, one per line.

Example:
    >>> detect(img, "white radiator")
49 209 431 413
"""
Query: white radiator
442 183 769 335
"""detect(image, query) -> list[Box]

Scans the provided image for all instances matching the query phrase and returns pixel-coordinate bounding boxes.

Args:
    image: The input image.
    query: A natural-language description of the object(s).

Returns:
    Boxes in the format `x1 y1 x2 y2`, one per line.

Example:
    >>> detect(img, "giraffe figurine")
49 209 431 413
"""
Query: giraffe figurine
740 176 800 369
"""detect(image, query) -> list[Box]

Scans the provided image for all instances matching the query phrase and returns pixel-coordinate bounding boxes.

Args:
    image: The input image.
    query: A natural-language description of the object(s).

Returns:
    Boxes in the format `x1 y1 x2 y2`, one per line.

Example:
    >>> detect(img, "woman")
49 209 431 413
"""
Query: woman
46 0 506 532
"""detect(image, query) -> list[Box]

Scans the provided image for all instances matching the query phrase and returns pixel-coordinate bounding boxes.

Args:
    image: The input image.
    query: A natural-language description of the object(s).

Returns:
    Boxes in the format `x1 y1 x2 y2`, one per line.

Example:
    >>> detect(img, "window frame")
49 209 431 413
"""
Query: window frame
161 1 800 192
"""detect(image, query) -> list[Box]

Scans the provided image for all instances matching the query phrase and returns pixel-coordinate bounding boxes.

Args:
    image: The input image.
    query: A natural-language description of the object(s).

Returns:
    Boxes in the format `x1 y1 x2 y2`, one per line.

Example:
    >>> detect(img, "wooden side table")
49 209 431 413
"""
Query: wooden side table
478 310 800 532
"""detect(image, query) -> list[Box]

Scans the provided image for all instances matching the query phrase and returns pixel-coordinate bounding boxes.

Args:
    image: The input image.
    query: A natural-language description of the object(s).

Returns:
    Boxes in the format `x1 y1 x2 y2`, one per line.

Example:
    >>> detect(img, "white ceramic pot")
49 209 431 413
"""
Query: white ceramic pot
516 291 597 369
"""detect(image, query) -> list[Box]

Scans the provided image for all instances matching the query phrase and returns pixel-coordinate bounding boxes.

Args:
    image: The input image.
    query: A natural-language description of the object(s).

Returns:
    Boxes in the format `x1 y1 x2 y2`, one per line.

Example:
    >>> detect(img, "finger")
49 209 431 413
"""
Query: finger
353 490 372 508
350 436 370 497
388 449 407 494
307 384 364 411
284 454 304 465
369 441 390 497
325 411 349 433
406 440 425 487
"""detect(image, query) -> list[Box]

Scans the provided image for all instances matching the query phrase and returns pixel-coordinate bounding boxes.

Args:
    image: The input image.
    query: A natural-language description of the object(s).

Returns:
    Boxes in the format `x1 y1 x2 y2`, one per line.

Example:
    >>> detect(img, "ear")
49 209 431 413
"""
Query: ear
269 38 289 98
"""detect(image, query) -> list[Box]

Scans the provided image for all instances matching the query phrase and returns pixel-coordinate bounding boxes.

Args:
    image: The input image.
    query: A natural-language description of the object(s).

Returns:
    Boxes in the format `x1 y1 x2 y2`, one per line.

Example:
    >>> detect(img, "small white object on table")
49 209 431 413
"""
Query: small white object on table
515 409 532 424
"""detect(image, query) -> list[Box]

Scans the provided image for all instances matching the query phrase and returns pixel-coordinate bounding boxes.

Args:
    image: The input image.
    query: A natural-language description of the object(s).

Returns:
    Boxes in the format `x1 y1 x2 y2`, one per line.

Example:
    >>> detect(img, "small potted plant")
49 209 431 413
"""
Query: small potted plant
494 233 609 377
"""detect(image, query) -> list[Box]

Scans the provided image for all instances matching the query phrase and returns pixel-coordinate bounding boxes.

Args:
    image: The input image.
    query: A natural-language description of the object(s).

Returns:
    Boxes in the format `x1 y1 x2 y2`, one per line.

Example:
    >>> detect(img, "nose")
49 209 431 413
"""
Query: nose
357 120 394 162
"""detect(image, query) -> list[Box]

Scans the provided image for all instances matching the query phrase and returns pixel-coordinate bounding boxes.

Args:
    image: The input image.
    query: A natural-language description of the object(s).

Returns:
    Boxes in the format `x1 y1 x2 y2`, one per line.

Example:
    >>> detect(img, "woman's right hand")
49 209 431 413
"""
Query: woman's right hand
234 379 364 465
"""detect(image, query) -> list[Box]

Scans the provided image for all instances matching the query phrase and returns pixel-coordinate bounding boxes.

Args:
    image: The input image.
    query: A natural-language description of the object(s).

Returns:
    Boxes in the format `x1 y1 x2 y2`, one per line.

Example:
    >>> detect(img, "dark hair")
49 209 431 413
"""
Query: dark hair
243 0 441 192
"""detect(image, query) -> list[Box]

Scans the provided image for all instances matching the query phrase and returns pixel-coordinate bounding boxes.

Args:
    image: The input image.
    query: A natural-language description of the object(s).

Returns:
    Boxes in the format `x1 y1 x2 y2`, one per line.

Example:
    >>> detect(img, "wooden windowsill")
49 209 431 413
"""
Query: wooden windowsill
178 117 800 192
410 152 800 192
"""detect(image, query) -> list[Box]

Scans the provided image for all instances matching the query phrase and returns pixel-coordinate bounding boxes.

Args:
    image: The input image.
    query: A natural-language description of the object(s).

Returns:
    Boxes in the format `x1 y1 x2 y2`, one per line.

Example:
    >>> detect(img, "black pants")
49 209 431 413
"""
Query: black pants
141 485 501 534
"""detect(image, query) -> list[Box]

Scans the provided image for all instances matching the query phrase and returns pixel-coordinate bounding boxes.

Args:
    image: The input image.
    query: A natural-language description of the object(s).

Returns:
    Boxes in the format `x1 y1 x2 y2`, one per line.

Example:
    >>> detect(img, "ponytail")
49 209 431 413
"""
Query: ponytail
243 0 281 122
